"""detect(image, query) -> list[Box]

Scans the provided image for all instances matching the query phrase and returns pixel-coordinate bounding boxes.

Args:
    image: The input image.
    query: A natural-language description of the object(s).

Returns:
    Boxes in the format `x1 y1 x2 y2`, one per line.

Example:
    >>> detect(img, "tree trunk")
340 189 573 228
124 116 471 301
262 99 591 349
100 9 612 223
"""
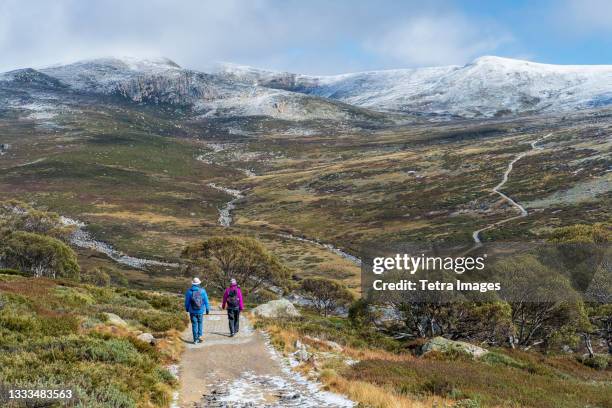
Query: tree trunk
583 333 594 358
508 335 516 349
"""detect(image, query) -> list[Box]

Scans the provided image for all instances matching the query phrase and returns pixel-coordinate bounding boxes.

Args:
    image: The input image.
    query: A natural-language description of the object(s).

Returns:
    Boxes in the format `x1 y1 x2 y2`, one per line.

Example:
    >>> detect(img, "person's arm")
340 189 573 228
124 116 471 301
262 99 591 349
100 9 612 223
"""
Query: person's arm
201 289 210 314
221 288 228 309
184 290 191 312
238 287 244 311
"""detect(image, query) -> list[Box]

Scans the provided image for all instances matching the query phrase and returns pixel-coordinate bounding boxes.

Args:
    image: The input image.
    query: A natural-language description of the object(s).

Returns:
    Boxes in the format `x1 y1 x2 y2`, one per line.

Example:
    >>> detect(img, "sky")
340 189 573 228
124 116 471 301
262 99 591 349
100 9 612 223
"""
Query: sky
1 0 611 74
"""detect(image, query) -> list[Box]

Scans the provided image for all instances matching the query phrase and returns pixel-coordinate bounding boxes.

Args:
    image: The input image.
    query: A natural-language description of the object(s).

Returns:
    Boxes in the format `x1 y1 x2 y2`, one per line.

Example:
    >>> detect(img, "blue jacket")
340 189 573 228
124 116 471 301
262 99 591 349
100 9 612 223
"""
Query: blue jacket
184 285 210 314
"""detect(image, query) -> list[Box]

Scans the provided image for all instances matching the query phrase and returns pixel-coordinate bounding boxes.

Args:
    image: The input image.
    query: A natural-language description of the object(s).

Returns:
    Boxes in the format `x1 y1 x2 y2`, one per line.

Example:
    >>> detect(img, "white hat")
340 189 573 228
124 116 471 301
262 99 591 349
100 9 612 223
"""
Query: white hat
230 278 237 285
192 277 201 285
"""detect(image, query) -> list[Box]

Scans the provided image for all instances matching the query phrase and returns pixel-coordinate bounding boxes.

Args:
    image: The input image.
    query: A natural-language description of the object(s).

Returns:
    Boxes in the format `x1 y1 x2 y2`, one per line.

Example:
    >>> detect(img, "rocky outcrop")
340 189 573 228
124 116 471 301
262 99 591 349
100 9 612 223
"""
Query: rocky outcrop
252 299 300 319
303 335 343 352
419 336 488 358
137 332 156 345
103 312 128 328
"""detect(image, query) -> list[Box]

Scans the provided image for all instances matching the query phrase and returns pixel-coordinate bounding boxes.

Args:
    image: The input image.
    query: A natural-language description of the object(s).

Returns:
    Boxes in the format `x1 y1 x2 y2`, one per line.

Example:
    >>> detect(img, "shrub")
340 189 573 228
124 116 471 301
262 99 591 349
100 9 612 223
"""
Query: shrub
182 236 292 295
0 268 26 276
548 223 610 244
348 298 377 327
452 399 482 408
0 275 183 407
1 231 79 279
299 277 354 317
419 377 454 396
54 286 96 307
481 351 525 369
39 314 80 336
0 313 40 333
0 200 74 241
81 268 111 287
579 354 609 370
494 254 589 349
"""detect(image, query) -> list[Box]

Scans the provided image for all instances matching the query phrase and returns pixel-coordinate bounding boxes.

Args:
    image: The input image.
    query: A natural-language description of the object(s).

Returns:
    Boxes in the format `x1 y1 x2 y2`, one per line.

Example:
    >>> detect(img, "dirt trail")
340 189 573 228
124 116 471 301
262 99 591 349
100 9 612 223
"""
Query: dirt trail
472 133 552 244
178 306 354 407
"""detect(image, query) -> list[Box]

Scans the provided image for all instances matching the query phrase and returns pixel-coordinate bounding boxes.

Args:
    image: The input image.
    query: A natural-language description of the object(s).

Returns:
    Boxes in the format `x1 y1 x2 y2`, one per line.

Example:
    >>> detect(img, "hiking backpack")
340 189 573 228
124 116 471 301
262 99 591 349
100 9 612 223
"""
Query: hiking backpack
190 288 203 310
227 288 240 309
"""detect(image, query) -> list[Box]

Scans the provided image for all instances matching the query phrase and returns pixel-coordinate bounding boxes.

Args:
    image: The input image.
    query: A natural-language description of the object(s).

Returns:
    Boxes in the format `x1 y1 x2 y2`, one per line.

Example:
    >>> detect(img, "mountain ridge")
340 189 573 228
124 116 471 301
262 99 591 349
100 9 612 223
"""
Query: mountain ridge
215 55 612 118
1 57 395 124
2 55 612 121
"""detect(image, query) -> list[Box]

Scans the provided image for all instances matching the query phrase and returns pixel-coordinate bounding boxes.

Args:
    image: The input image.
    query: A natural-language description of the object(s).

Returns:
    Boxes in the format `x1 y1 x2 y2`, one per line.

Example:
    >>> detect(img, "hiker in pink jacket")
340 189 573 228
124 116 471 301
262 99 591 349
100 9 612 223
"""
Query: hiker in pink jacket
222 278 244 337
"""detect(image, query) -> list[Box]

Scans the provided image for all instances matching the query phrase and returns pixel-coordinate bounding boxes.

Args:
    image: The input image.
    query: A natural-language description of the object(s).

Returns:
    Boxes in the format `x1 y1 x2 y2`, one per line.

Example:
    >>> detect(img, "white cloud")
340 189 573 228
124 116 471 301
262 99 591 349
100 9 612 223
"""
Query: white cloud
366 14 511 67
0 0 513 73
560 0 612 33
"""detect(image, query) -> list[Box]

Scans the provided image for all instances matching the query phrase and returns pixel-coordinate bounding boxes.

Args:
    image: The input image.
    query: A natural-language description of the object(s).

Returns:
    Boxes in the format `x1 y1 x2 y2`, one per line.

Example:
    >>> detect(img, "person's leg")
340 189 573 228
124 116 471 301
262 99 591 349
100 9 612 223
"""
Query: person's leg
227 309 235 335
234 310 240 333
196 313 203 340
190 313 198 343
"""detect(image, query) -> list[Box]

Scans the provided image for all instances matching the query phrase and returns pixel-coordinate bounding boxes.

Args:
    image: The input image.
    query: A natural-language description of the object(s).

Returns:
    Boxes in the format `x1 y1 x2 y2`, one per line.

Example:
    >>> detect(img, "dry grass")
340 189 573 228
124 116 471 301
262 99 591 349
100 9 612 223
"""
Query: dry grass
258 313 611 408
259 321 447 408
325 376 451 408
84 210 198 227
155 329 184 363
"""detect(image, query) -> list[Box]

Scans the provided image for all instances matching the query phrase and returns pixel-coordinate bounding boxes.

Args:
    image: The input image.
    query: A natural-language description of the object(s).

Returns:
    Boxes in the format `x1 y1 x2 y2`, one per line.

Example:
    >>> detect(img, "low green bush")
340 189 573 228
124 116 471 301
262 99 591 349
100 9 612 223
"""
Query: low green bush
0 276 184 407
481 351 526 369
579 354 609 370
0 268 26 276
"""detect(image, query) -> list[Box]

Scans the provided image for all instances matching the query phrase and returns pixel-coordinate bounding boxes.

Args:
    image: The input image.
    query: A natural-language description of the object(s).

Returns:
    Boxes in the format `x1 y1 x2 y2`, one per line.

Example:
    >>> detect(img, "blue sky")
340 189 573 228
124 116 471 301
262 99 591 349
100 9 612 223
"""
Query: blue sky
1 0 611 74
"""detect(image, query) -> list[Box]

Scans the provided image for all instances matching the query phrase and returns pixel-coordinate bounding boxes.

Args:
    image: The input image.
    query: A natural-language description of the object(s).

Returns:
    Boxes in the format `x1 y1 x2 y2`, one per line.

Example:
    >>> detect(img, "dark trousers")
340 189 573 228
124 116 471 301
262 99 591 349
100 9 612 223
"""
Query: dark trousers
227 308 240 334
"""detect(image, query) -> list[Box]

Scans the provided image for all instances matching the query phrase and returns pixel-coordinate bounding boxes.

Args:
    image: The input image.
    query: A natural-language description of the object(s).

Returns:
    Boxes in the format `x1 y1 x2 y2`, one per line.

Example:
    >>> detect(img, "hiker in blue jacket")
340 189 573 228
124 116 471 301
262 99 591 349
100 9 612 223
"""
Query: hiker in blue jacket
184 277 210 344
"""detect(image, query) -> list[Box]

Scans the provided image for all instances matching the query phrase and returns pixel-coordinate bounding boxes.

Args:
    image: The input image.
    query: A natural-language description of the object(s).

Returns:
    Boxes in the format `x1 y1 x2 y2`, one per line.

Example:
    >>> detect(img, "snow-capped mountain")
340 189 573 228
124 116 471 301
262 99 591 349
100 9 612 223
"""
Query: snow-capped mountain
0 57 390 123
3 56 612 123
216 56 612 118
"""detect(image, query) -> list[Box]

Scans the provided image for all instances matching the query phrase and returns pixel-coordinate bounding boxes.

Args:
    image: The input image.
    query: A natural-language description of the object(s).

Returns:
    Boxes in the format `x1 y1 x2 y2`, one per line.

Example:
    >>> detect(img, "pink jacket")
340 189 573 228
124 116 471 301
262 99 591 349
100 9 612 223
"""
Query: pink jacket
222 284 244 310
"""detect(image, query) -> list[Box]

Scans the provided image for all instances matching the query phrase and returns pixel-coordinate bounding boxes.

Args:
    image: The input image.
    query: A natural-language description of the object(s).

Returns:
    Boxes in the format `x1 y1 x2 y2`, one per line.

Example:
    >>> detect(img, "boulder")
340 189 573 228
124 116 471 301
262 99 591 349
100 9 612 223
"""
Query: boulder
293 348 311 362
419 336 488 358
323 340 343 352
103 312 128 328
137 332 156 345
252 299 300 319
304 335 343 352
292 339 311 362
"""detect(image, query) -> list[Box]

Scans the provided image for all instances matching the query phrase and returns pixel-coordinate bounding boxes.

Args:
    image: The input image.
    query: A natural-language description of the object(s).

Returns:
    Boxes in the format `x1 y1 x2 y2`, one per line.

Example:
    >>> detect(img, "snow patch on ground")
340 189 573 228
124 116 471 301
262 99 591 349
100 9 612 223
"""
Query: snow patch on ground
166 364 180 408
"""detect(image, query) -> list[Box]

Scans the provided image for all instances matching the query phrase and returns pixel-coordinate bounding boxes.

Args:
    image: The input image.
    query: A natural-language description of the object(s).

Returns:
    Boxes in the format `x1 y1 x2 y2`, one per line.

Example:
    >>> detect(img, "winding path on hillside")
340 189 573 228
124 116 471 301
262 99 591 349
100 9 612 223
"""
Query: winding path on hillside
472 133 552 244
177 307 354 407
